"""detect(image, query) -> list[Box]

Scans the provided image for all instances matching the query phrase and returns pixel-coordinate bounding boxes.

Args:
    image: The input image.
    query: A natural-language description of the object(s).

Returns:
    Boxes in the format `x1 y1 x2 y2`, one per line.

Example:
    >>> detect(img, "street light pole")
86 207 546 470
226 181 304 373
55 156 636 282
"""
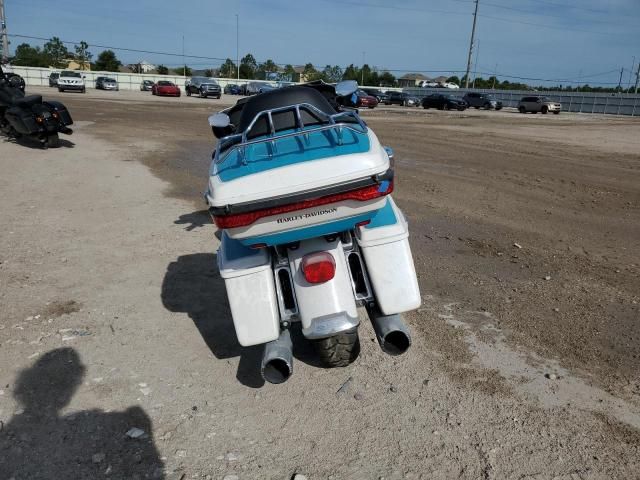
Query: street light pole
236 14 240 81
0 0 9 64
361 51 365 85
182 35 185 77
464 0 479 89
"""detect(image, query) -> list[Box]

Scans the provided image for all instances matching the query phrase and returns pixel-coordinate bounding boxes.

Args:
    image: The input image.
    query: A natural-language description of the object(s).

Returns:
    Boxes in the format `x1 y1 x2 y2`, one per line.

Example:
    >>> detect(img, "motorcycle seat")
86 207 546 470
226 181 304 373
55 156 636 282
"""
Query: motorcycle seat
14 95 43 108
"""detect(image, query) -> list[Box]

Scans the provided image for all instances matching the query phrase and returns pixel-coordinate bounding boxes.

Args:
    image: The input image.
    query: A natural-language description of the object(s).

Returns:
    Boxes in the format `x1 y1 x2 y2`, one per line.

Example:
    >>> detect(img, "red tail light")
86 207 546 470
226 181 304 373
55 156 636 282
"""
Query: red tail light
301 252 336 284
213 180 393 229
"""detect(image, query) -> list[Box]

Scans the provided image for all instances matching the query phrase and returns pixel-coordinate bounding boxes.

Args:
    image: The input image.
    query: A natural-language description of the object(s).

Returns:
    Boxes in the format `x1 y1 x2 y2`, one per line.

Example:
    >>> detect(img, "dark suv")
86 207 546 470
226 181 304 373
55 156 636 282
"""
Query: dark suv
49 72 60 87
384 91 420 107
185 77 221 98
463 92 502 110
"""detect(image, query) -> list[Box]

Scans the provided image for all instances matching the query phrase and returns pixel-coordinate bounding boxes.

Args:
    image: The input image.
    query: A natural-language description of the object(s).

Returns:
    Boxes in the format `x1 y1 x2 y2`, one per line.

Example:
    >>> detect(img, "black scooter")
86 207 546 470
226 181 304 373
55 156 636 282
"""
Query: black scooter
0 65 73 148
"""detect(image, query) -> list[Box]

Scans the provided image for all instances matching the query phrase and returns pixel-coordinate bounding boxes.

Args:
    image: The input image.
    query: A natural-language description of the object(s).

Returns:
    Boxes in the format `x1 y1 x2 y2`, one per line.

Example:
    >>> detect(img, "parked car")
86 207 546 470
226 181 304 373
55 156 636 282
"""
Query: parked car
57 70 86 93
185 77 221 98
463 92 503 110
258 83 278 94
48 72 60 87
224 83 241 95
419 81 439 88
518 96 561 114
140 80 155 91
95 76 119 91
441 82 460 89
244 81 265 95
355 89 379 109
385 91 420 107
362 88 389 103
421 94 467 111
152 81 181 97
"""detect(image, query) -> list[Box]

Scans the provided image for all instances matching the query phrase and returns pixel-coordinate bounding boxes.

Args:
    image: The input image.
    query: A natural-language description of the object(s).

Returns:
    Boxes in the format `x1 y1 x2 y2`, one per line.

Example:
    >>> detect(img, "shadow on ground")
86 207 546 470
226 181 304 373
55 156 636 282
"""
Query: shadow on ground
0 348 164 479
161 247 324 388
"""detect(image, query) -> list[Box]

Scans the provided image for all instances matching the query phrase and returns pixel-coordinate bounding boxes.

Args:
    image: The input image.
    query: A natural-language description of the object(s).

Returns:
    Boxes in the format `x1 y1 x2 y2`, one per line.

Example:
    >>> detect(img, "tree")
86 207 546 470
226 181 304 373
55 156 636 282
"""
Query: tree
378 71 396 87
239 54 257 79
129 63 143 74
43 37 69 68
157 65 169 75
219 58 237 78
94 50 122 72
446 75 460 86
301 63 322 82
204 68 214 77
11 43 48 67
342 64 359 82
74 41 92 68
282 64 297 82
321 65 343 83
257 59 278 80
173 66 192 76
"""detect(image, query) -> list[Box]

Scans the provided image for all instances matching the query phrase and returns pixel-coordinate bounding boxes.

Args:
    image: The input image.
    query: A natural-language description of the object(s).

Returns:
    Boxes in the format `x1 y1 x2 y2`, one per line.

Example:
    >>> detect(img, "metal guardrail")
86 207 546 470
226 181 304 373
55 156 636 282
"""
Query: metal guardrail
403 87 640 116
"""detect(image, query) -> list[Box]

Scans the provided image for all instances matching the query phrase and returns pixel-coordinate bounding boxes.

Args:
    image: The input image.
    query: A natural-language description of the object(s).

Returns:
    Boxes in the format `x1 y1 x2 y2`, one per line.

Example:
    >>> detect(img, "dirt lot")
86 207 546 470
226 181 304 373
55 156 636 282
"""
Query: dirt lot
1 88 639 479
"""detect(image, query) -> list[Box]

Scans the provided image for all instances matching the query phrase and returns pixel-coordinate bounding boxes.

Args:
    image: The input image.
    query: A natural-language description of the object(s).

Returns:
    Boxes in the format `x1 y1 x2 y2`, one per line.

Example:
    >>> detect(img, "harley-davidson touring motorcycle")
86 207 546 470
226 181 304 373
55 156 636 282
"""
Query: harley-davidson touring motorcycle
206 80 421 383
0 65 73 148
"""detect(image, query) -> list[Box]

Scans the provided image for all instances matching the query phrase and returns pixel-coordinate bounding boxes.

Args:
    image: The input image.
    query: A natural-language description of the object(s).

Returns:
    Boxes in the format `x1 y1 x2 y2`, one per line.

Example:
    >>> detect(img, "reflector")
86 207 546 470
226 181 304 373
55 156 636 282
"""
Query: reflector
301 252 336 284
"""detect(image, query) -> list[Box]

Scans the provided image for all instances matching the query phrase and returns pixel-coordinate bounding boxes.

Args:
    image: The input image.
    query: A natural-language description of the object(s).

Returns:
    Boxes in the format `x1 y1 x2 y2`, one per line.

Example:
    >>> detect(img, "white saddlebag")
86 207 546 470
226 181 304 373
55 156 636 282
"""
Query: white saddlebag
217 232 280 346
356 198 421 315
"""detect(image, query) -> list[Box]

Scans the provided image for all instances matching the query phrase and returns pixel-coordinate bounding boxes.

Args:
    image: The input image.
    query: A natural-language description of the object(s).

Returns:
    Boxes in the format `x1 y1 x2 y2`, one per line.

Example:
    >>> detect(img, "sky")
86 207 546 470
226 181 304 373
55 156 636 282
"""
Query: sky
5 0 640 87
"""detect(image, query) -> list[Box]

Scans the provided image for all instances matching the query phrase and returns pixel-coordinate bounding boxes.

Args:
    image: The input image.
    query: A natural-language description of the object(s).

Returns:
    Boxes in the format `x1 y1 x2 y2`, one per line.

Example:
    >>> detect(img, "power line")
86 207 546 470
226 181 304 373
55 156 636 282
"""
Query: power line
8 33 624 86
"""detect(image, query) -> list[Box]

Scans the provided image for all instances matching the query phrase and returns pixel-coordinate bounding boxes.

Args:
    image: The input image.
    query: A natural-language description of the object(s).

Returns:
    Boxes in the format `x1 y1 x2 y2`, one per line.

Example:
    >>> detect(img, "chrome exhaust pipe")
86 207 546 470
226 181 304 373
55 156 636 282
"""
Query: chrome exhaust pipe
261 329 293 384
366 305 411 356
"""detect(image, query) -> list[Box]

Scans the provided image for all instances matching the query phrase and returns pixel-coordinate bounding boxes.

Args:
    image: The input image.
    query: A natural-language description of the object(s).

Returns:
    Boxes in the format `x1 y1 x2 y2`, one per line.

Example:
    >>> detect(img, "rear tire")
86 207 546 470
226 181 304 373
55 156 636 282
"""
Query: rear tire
186 89 191 96
519 106 526 113
313 330 360 368
541 106 548 114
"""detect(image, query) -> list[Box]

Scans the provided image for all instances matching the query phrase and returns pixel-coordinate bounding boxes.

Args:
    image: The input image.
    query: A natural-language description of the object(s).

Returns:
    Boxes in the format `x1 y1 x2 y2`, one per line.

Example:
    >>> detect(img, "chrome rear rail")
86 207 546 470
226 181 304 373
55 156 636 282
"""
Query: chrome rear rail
214 103 368 165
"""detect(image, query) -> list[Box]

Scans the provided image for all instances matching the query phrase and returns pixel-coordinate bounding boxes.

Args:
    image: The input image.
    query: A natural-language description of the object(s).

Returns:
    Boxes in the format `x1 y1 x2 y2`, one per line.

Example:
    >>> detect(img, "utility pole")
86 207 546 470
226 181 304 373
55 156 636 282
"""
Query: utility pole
464 0 479 89
627 56 635 91
617 67 624 91
0 0 9 64
236 14 239 81
361 51 365 85
635 62 640 94
182 35 185 77
492 63 498 89
472 40 480 89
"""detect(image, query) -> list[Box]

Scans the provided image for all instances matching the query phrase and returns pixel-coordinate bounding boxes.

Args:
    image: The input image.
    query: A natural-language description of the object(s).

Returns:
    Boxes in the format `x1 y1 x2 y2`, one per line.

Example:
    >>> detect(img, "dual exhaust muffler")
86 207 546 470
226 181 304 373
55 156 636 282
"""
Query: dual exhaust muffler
260 306 411 384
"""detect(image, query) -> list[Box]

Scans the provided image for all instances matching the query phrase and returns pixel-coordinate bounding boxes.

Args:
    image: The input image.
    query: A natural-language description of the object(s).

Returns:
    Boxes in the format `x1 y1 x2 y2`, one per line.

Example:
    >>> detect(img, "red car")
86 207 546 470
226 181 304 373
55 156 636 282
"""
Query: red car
356 90 378 109
151 81 181 97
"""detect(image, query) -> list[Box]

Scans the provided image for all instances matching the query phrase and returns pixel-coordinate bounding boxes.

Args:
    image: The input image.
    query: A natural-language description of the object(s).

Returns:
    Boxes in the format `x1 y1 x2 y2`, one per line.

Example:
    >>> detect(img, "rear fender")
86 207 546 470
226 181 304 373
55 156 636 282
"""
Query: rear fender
288 237 359 339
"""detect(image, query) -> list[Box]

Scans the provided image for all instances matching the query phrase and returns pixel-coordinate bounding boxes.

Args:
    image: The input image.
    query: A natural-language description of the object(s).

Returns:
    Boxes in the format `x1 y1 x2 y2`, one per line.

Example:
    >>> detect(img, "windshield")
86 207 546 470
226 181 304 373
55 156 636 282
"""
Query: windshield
105 78 116 82
158 81 174 86
61 71 81 78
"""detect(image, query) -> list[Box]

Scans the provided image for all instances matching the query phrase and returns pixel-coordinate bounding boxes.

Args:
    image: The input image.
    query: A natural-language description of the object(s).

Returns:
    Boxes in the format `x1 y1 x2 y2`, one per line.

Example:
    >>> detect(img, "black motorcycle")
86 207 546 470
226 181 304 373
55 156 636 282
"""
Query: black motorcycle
0 65 73 148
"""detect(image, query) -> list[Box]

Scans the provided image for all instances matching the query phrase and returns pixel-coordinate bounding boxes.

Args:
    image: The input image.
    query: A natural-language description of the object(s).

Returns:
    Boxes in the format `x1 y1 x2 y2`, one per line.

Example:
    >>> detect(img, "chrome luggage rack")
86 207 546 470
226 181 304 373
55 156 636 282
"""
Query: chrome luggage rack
214 103 368 165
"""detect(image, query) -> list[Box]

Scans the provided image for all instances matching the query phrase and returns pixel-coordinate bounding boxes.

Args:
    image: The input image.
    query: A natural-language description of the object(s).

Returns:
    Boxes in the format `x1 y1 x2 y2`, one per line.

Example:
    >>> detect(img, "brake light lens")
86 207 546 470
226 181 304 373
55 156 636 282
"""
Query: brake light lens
212 180 393 229
301 252 336 284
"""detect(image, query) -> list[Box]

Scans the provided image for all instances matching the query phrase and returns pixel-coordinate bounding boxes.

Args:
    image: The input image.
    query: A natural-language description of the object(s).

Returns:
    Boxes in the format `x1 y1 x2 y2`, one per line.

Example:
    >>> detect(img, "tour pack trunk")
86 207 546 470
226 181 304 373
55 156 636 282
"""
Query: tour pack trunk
207 124 393 248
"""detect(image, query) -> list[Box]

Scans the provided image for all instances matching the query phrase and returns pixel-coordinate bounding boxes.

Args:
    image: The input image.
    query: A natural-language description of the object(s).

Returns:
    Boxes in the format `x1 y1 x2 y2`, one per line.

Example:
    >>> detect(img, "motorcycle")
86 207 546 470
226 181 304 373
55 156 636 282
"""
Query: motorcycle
0 65 73 148
206 80 421 383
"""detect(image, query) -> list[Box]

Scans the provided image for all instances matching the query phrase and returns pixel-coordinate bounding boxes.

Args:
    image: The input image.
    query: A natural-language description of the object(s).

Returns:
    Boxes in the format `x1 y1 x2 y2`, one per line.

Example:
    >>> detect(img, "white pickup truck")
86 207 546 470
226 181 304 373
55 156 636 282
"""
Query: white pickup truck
57 70 86 93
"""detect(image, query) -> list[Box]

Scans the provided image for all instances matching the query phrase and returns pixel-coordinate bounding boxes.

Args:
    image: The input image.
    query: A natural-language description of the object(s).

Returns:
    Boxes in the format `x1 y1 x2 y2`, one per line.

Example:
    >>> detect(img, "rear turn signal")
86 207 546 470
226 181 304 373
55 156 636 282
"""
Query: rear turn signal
301 252 336 284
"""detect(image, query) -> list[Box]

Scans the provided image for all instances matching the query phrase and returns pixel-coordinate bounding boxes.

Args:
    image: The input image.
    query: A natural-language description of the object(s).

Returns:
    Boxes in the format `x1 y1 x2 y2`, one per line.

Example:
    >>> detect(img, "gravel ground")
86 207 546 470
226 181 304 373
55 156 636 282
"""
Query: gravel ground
0 88 639 479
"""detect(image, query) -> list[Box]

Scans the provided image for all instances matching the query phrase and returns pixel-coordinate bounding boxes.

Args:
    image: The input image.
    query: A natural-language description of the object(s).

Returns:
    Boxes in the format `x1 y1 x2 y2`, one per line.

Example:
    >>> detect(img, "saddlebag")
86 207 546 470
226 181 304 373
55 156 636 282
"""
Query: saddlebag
217 231 280 346
5 106 39 135
356 198 421 315
44 101 73 126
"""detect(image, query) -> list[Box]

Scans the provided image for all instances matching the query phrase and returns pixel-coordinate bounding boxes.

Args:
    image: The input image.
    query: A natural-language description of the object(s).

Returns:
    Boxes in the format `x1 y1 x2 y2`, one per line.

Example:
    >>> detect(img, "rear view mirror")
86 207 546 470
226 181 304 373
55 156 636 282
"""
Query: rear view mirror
209 112 233 139
209 113 231 128
335 80 358 97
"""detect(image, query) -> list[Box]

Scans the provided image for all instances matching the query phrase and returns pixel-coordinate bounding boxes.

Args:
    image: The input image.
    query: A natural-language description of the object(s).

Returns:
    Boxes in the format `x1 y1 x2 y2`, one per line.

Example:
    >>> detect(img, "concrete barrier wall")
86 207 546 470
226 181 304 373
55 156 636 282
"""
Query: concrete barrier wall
3 65 274 92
